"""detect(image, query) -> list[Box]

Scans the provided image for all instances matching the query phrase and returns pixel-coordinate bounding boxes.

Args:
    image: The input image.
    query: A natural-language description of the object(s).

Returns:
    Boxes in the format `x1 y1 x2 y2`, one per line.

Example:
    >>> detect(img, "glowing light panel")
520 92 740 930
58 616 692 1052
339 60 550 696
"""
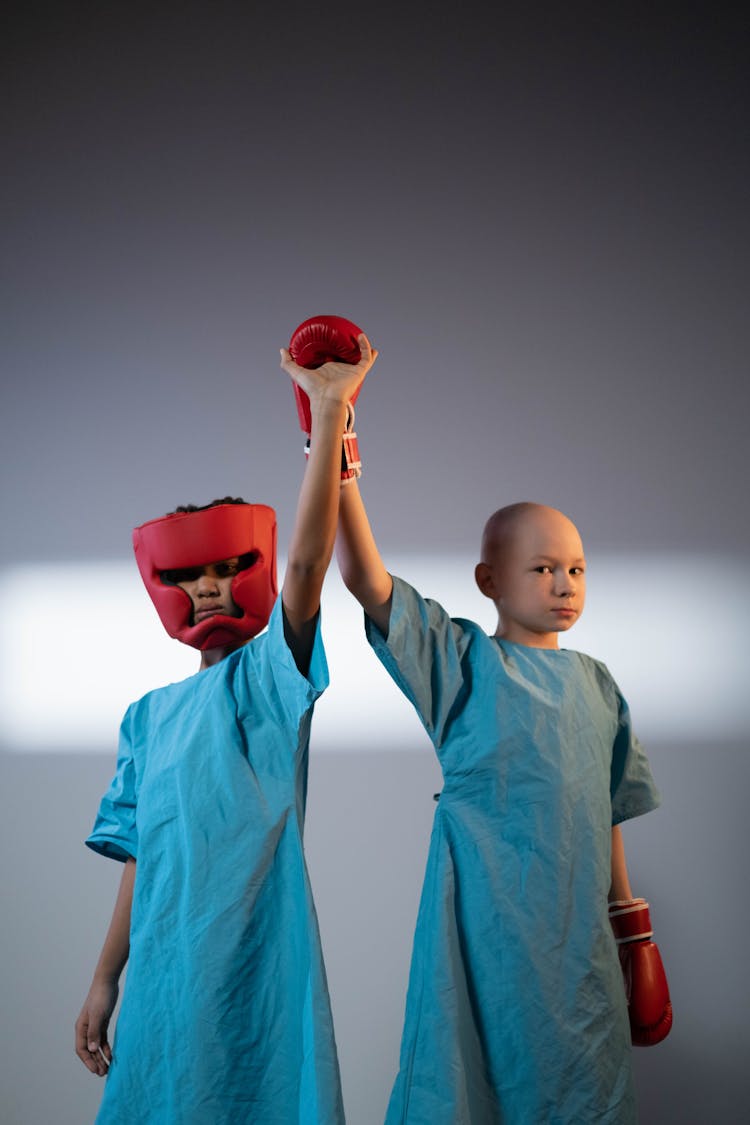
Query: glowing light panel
0 555 746 752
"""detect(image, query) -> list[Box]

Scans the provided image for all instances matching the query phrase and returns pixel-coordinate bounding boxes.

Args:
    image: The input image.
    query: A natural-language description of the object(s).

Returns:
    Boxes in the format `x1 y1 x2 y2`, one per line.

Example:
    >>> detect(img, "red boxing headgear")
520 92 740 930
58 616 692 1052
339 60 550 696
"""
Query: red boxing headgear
132 503 278 651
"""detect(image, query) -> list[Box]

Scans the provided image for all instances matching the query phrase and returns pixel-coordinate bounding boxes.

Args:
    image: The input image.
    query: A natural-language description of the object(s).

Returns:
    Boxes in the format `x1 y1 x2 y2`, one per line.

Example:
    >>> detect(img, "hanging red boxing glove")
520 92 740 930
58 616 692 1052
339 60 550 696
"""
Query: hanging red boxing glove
609 898 673 1046
288 315 364 482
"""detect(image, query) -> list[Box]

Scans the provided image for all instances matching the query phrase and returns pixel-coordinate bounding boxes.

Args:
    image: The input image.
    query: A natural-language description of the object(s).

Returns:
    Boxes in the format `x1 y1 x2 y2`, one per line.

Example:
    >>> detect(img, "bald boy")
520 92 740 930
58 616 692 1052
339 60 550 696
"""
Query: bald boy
336 487 666 1125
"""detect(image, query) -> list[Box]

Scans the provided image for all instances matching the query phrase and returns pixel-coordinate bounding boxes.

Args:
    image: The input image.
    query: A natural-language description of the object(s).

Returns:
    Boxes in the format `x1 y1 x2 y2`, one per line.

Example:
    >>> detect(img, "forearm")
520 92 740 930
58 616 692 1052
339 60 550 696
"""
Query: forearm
76 857 134 1073
336 481 393 634
279 329 376 643
283 397 349 622
92 856 135 982
609 825 634 902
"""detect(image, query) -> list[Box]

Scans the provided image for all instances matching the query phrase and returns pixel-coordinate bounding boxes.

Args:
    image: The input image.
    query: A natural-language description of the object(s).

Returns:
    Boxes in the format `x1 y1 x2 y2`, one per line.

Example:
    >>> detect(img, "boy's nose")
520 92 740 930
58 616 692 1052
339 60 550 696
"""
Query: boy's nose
196 572 219 595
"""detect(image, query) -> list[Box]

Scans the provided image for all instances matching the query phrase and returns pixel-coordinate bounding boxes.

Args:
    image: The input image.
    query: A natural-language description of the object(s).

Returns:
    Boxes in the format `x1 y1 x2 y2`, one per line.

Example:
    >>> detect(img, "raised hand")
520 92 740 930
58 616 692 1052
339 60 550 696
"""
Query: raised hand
280 331 377 417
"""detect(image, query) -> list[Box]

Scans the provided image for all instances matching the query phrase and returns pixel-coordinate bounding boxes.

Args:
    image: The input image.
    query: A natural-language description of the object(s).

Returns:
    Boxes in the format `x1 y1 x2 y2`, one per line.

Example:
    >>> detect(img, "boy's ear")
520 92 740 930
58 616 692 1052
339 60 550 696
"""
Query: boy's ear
475 562 496 600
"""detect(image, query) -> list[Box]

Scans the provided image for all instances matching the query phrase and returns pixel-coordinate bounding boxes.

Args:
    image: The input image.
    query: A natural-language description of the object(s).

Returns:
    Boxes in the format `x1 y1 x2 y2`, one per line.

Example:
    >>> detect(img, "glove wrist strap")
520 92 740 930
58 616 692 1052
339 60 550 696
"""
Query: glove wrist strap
304 401 362 482
609 898 654 943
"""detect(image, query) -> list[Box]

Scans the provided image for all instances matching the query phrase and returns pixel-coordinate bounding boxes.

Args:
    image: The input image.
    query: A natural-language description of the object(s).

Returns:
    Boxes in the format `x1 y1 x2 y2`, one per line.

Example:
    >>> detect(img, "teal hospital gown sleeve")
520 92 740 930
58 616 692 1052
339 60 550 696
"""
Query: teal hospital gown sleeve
365 574 478 758
86 707 138 862
610 686 662 824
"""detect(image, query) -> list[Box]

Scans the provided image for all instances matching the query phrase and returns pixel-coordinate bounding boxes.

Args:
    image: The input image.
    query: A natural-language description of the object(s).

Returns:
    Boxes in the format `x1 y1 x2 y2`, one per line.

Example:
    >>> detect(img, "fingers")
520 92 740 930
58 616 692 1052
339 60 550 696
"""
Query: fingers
355 333 378 371
280 335 377 376
279 329 377 422
356 333 371 362
279 346 298 377
279 347 314 393
75 1008 111 1077
75 1009 93 1070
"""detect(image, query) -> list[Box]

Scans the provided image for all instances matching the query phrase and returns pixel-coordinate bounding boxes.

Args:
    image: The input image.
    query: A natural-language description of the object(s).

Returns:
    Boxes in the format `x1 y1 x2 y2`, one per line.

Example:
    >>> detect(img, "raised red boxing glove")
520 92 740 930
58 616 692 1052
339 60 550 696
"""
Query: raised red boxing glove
289 315 362 370
609 898 673 1046
288 315 365 481
288 314 363 429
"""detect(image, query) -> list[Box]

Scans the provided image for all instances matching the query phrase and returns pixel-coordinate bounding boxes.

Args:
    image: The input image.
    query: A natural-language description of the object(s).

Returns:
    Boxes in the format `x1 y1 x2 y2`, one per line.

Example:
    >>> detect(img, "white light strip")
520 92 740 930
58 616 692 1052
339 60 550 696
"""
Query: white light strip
0 555 746 752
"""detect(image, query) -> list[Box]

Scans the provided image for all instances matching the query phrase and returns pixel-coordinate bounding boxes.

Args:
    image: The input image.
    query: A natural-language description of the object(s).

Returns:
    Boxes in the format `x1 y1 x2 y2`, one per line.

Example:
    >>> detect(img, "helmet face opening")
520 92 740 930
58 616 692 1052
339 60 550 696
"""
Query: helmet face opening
133 504 278 650
159 551 259 589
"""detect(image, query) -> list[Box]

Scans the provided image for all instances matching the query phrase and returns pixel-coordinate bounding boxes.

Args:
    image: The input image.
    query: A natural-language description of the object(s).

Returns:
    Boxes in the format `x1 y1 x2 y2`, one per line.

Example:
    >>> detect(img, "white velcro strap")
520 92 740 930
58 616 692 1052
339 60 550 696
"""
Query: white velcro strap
609 898 653 944
302 402 362 478
342 431 362 480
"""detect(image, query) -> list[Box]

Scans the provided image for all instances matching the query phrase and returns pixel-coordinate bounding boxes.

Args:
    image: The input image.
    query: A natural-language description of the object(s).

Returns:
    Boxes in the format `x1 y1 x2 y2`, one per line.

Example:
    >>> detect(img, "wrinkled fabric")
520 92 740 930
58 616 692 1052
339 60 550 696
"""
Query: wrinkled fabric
367 577 661 1125
86 599 344 1125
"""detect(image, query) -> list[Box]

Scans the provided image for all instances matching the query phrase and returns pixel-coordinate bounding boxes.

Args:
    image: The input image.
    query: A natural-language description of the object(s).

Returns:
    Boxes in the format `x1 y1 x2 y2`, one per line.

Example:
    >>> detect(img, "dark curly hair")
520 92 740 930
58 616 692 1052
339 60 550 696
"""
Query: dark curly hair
168 496 247 515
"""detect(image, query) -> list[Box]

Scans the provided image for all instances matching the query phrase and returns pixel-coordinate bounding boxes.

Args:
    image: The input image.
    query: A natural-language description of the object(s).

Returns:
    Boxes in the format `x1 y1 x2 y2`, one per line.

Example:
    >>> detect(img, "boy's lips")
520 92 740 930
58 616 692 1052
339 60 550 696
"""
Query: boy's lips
194 606 226 621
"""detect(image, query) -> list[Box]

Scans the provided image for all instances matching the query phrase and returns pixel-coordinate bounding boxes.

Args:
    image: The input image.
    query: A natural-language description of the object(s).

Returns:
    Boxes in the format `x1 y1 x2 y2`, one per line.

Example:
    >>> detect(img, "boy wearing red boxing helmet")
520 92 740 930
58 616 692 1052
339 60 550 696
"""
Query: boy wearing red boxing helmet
75 334 376 1125
336 475 670 1120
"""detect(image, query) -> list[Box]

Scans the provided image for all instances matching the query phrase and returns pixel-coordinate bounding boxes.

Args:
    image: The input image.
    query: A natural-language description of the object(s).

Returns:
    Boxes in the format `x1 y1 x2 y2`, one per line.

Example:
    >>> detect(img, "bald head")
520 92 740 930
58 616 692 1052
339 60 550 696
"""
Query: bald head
480 503 583 566
481 503 540 564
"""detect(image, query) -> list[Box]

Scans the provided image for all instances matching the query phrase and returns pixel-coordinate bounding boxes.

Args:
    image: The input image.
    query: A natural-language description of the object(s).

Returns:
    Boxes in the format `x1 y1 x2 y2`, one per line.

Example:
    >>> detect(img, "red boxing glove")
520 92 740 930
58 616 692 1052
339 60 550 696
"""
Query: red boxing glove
609 898 673 1046
289 315 362 371
288 315 365 481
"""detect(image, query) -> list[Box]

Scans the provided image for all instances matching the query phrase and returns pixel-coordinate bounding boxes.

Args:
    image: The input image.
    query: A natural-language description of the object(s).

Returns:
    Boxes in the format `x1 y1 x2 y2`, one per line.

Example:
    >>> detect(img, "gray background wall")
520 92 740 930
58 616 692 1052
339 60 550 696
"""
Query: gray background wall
2 3 748 1123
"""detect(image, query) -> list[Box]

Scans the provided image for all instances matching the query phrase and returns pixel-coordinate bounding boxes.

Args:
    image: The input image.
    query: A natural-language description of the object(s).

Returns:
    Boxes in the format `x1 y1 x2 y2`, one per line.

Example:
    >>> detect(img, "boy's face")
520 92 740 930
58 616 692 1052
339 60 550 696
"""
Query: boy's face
475 507 586 649
168 558 243 625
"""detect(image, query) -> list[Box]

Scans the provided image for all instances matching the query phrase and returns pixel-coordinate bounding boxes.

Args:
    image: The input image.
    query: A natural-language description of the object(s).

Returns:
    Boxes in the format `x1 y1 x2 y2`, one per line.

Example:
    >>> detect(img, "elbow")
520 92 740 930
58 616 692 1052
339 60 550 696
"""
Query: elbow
339 566 371 604
285 557 330 586
344 571 393 616
334 550 361 596
339 565 360 597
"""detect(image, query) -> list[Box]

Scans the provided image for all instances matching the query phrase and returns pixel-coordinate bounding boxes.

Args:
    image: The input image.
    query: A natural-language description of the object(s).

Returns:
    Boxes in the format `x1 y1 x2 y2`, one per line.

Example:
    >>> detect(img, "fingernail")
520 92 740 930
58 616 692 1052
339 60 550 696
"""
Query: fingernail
89 1042 98 1052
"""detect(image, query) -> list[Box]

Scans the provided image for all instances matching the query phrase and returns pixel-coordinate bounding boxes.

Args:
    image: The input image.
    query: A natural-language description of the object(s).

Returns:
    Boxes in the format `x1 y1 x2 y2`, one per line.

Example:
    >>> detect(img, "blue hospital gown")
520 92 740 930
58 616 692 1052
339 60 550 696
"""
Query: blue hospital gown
368 577 661 1125
86 599 344 1125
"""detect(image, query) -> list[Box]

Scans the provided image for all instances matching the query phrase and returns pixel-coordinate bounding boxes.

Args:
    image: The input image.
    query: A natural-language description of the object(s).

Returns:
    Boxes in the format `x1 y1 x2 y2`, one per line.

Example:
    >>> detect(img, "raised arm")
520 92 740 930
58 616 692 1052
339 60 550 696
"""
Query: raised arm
75 856 135 1076
336 479 393 637
280 335 377 672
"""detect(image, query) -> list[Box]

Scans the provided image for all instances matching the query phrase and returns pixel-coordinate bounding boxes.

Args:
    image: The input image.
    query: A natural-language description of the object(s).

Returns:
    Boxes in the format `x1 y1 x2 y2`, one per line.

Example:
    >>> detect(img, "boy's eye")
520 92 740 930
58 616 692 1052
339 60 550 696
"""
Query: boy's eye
570 567 585 576
534 566 551 574
214 562 240 578
162 567 202 585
